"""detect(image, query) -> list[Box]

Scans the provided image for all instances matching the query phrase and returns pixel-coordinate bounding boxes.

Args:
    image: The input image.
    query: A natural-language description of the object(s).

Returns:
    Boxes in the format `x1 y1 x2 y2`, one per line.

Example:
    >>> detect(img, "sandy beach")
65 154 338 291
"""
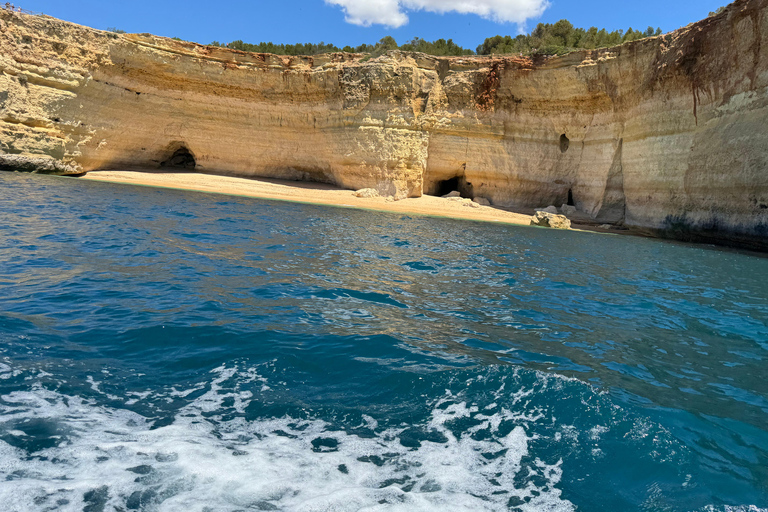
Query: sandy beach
80 170 540 227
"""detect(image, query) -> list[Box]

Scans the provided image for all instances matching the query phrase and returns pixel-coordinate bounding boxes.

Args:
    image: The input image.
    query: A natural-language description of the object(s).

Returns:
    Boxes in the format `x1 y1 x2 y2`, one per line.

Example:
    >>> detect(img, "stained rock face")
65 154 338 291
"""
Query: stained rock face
1 0 768 248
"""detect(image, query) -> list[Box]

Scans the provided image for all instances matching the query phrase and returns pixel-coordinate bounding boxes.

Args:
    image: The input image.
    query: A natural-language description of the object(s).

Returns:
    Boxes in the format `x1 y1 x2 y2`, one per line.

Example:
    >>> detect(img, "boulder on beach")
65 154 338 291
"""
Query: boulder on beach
530 211 571 229
354 188 379 198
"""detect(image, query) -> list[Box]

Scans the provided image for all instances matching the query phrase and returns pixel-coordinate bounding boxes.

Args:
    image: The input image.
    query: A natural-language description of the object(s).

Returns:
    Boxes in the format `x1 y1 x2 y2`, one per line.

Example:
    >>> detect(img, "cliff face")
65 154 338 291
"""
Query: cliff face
1 1 767 249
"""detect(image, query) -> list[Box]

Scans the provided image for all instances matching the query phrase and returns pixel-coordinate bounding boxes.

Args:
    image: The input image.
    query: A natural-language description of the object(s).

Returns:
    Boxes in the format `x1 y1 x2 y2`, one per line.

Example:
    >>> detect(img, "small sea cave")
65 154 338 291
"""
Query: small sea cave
567 188 575 206
425 163 475 198
560 134 570 153
160 146 196 170
436 177 460 197
429 176 475 199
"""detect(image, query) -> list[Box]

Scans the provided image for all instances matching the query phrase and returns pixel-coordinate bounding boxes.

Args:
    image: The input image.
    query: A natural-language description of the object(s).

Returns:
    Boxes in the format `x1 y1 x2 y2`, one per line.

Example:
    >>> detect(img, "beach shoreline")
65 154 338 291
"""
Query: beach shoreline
74 171 768 254
79 170 552 228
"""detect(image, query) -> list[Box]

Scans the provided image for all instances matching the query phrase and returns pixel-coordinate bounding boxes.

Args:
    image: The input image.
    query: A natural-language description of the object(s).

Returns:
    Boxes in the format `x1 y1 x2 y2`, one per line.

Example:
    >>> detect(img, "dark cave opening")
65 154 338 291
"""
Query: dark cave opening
560 134 570 153
431 176 475 198
567 188 575 206
436 177 460 197
160 146 196 170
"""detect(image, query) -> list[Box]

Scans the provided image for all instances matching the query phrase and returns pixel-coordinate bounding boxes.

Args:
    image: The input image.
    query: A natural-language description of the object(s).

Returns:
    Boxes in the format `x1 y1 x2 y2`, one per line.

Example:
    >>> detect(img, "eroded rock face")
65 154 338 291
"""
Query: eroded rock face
1 0 767 248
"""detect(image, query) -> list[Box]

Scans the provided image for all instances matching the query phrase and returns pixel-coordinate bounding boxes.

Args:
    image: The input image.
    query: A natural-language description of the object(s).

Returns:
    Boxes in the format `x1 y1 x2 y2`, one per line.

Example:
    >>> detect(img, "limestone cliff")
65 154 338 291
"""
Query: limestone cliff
1 0 767 249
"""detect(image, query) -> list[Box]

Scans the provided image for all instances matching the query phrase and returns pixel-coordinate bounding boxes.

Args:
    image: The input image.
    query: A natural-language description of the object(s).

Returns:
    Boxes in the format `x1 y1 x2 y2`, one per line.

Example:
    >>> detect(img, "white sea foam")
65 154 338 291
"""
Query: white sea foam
0 359 22 380
0 365 575 512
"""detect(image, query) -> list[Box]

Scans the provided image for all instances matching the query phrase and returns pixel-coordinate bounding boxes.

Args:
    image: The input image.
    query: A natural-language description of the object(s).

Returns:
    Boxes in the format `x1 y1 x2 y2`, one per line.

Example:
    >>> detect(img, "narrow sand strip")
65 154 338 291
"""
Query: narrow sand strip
80 170 536 226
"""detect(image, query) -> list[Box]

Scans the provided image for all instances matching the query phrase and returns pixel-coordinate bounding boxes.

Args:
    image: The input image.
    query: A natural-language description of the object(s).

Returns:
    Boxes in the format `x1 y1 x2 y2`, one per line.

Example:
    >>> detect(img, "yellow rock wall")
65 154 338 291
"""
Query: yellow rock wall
1 0 767 248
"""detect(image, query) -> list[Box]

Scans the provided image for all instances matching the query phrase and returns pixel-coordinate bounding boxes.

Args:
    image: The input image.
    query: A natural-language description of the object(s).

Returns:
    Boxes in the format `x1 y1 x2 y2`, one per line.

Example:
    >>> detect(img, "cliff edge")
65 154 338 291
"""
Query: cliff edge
1 1 767 249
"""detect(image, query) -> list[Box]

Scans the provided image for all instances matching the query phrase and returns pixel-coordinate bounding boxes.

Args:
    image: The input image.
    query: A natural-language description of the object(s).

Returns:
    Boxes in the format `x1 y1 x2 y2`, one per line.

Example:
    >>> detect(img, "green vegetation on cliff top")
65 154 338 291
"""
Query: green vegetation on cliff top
208 20 663 58
207 35 473 57
122 5 729 58
476 22 662 57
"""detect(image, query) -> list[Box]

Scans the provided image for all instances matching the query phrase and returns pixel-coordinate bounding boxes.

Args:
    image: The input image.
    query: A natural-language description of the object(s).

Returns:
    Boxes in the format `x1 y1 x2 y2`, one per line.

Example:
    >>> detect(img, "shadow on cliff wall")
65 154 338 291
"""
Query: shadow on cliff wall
659 213 768 252
593 139 626 224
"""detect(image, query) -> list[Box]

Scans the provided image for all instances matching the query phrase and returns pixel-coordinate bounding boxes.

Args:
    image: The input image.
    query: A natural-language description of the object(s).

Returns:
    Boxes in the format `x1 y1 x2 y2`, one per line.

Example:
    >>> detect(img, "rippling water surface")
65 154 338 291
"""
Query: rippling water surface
0 173 766 512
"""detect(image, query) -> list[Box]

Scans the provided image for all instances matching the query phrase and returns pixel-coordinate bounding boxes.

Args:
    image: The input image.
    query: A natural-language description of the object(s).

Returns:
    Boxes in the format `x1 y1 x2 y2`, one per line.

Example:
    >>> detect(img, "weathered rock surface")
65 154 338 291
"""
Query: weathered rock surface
1 0 768 248
354 188 379 198
530 211 572 229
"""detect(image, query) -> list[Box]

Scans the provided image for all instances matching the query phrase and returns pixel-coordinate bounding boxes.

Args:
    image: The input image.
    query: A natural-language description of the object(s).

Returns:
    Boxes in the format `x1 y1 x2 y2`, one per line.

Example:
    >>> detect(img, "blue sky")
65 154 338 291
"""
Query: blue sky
16 0 728 50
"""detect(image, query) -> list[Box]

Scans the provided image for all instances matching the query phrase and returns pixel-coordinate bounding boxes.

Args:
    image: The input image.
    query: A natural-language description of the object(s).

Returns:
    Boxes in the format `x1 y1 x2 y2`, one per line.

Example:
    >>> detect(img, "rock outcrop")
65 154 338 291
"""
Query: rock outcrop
354 188 379 198
530 211 572 230
1 0 767 249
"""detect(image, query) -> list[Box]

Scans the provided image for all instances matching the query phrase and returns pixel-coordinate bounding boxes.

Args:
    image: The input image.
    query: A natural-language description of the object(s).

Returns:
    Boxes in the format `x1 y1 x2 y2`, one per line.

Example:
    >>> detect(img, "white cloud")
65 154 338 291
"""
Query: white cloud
326 0 408 28
325 0 549 28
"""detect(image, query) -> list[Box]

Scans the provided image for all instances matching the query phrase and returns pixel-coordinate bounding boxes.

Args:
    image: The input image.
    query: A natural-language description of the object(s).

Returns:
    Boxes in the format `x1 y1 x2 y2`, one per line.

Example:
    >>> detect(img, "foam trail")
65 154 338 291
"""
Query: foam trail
0 366 574 512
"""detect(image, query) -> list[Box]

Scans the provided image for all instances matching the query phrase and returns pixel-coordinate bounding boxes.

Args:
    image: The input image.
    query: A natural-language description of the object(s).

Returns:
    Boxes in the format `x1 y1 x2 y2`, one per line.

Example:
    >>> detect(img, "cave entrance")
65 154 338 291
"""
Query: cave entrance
436 177 460 197
160 146 196 170
424 162 474 198
567 188 575 206
430 176 474 198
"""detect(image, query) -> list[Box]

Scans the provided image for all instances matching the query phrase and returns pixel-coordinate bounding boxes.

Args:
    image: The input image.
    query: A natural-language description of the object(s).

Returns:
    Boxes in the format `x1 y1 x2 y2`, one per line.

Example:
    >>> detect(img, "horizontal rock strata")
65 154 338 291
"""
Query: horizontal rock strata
1 0 767 249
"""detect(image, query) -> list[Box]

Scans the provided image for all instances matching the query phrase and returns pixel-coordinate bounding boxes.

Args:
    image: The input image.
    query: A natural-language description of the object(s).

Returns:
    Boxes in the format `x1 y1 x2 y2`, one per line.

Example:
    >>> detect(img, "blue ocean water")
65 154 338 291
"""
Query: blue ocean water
0 172 766 512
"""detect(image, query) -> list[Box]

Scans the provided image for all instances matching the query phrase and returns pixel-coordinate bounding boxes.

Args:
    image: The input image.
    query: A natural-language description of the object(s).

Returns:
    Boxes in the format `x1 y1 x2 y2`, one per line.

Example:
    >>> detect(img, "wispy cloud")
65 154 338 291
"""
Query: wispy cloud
325 0 550 28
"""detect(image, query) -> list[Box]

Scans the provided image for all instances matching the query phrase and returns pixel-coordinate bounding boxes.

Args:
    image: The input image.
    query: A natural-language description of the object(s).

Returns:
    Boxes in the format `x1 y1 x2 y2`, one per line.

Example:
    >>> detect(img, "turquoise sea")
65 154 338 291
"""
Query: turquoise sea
0 172 766 511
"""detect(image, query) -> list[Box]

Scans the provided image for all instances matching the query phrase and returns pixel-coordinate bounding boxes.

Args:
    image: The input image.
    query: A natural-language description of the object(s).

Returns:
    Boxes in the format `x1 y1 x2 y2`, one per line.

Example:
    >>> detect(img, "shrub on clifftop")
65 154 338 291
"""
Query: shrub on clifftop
207 19 667 58
208 36 474 57
476 21 663 56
